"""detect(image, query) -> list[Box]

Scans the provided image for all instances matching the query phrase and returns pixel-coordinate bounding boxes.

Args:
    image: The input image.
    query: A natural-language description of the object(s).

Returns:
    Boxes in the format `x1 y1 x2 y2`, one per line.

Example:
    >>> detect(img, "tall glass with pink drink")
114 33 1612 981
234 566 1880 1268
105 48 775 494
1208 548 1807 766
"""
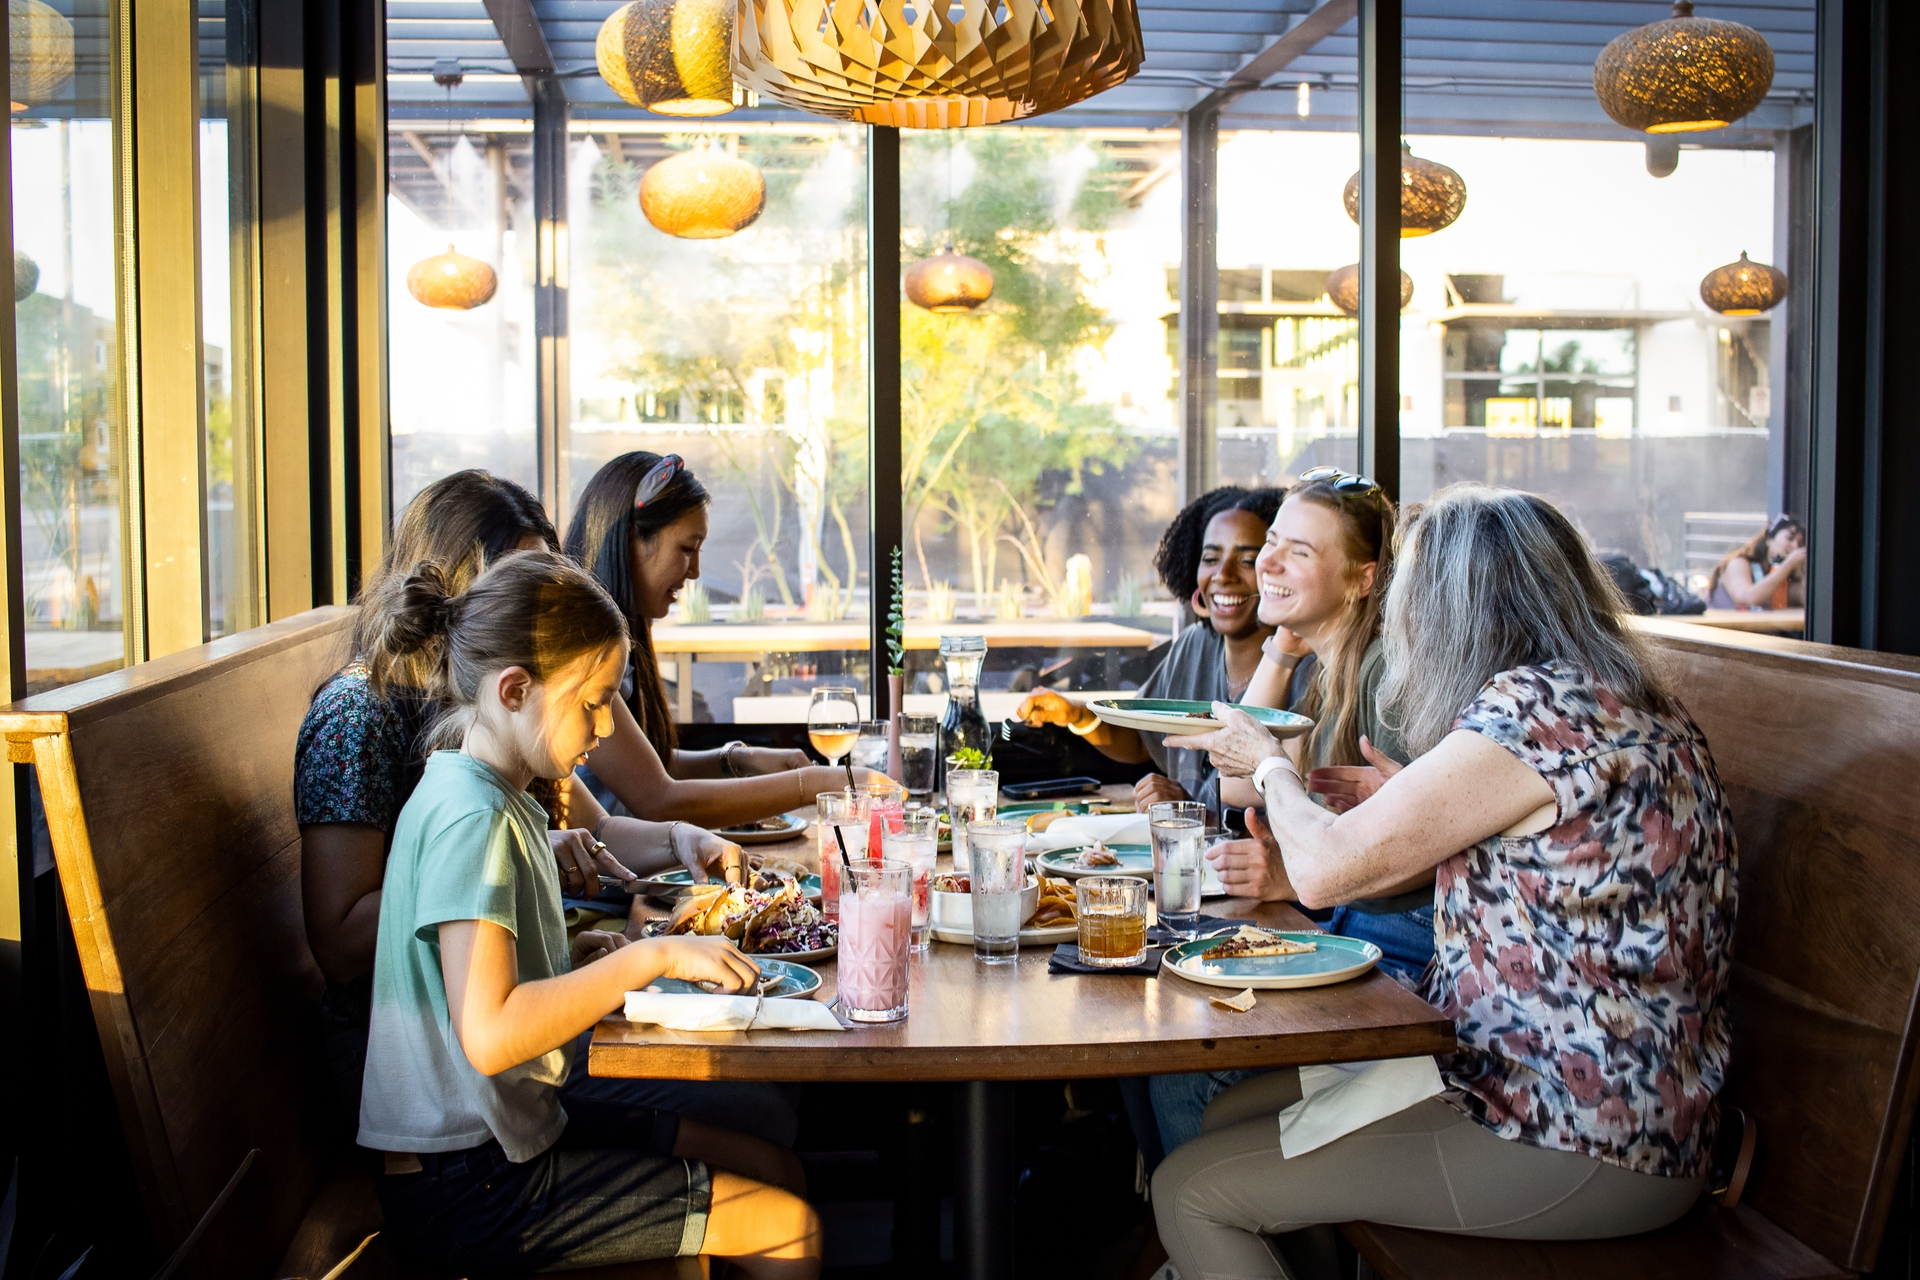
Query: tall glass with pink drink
837 860 913 1023
881 806 941 953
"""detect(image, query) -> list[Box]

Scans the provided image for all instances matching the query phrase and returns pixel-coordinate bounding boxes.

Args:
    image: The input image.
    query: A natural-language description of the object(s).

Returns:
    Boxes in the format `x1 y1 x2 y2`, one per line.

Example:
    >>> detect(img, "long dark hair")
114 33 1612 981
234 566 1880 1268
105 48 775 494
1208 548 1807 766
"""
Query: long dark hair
563 452 711 755
1290 478 1398 768
352 471 559 695
1707 513 1803 596
1152 485 1287 625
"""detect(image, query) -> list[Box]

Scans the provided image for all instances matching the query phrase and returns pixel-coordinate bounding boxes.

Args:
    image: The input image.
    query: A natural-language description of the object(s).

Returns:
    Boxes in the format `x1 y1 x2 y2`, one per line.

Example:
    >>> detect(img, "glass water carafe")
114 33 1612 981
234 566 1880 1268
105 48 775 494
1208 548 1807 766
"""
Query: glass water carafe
938 635 991 780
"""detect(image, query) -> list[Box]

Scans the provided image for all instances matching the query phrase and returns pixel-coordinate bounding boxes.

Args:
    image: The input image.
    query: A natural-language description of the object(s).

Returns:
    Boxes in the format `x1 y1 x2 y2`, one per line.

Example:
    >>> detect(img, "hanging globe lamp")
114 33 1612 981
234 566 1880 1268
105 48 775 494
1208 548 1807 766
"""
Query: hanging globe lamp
733 0 1144 128
1325 263 1412 317
905 245 994 313
1594 2 1774 133
640 145 766 240
14 250 39 302
596 0 742 117
1343 142 1467 238
406 246 499 310
10 0 74 112
1699 252 1787 315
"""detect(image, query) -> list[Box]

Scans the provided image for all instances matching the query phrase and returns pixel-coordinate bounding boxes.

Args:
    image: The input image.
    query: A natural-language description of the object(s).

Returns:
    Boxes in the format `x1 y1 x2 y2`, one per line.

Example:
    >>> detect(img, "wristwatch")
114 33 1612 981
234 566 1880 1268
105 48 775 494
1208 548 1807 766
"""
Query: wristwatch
1251 755 1299 797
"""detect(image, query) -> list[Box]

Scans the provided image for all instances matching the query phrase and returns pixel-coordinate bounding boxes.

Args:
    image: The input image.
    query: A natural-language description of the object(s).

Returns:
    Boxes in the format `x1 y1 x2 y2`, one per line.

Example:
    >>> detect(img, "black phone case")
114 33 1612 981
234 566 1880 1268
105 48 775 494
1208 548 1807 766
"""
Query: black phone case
1001 776 1103 800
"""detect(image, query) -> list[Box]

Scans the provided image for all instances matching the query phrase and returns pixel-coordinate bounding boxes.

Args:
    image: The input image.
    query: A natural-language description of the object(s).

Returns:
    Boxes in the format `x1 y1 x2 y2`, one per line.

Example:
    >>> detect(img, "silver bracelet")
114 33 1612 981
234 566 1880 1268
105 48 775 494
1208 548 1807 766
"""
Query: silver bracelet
720 740 746 778
665 819 685 855
1068 710 1100 736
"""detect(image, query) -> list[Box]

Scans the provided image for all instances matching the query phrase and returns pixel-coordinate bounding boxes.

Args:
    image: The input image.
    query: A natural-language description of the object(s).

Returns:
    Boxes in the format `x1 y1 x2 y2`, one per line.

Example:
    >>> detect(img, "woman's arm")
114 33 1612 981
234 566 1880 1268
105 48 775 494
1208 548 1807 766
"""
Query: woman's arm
1721 548 1806 608
1014 689 1148 762
668 744 812 780
300 823 387 985
440 922 759 1076
1239 629 1310 710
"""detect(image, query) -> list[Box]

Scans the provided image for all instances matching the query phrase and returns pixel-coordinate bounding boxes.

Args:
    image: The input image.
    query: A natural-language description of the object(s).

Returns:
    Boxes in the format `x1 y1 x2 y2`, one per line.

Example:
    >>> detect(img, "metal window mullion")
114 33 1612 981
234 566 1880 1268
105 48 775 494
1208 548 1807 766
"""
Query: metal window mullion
533 76 570 526
867 125 902 716
224 0 268 633
352 0 390 581
1357 0 1401 498
1179 103 1219 506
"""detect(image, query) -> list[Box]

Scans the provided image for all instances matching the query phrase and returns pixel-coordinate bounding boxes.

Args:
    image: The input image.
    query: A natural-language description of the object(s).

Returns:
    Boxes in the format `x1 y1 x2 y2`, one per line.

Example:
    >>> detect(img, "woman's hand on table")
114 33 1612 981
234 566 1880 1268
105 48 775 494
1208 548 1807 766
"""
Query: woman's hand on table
550 827 638 899
1171 702 1282 778
1132 773 1190 811
571 928 627 967
646 934 761 991
1204 807 1295 901
1306 735 1403 813
1016 688 1096 733
673 824 745 886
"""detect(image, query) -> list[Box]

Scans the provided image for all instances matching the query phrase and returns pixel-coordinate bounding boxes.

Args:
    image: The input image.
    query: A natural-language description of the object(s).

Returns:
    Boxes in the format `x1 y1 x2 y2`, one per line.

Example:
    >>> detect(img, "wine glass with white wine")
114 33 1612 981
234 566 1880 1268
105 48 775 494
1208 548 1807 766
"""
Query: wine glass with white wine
807 686 861 780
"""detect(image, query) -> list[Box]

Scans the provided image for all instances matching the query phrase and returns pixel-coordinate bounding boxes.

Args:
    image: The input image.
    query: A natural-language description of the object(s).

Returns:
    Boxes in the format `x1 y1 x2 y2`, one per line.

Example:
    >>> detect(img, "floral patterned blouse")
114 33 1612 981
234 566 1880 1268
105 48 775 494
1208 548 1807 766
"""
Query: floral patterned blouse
1422 661 1737 1179
293 664 434 837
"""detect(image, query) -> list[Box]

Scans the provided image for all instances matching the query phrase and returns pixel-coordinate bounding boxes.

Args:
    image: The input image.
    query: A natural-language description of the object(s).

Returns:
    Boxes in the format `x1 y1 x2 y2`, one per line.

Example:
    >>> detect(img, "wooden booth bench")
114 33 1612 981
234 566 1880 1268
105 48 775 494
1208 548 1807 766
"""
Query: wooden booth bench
10 608 1920 1280
2 609 699 1280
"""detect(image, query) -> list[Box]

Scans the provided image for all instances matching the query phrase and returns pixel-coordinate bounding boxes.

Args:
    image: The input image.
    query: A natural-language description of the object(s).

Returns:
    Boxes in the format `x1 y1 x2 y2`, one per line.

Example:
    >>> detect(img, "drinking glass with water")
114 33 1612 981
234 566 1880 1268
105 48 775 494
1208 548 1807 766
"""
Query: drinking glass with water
897 713 940 802
1149 800 1206 940
945 767 998 876
850 721 892 775
966 820 1027 965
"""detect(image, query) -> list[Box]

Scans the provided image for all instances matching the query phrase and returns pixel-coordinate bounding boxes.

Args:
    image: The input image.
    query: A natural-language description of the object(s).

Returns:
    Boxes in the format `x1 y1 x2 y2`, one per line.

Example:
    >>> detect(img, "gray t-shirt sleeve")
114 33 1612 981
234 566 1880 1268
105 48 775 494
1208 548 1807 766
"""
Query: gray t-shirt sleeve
1355 640 1406 764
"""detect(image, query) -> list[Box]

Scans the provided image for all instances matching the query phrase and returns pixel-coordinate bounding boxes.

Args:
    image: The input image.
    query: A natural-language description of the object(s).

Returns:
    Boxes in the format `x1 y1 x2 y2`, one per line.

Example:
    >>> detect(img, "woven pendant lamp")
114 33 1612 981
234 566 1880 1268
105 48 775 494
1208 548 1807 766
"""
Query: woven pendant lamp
1594 2 1774 134
1325 263 1412 317
597 0 742 117
407 246 499 310
733 0 1144 129
640 145 766 239
10 0 74 112
1699 252 1787 315
906 245 994 313
1342 142 1466 238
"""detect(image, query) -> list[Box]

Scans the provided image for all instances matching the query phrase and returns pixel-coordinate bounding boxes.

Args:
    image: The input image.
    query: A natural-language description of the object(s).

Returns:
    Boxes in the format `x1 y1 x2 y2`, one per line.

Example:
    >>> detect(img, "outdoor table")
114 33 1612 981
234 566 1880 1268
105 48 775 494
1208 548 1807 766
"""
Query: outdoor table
589 787 1456 1279
1690 607 1804 633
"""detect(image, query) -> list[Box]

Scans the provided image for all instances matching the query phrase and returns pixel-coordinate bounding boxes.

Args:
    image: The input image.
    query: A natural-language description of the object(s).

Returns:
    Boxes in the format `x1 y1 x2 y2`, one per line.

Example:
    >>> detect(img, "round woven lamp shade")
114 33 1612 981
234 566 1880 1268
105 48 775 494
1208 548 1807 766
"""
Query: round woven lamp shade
14 250 39 303
905 246 995 313
406 247 499 310
640 147 766 240
733 0 1144 129
1342 142 1466 238
1594 1 1774 134
596 0 737 117
1699 251 1787 316
10 0 75 111
1325 263 1413 317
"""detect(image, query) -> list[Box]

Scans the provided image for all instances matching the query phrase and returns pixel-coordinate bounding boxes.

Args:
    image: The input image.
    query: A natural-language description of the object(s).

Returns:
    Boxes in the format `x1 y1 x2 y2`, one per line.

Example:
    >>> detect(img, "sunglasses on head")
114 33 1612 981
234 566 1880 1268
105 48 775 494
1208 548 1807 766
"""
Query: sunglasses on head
1765 515 1803 539
1297 465 1384 502
633 454 685 510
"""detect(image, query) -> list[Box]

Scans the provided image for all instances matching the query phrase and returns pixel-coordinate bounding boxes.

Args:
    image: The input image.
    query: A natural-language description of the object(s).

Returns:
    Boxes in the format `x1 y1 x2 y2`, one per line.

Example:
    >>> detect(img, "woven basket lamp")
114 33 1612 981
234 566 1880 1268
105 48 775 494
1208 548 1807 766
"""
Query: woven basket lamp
14 250 38 303
733 0 1144 129
1594 2 1774 133
1342 142 1466 238
1325 263 1412 317
597 0 740 117
1699 252 1787 315
10 0 75 112
905 245 994 312
407 247 499 310
640 146 766 239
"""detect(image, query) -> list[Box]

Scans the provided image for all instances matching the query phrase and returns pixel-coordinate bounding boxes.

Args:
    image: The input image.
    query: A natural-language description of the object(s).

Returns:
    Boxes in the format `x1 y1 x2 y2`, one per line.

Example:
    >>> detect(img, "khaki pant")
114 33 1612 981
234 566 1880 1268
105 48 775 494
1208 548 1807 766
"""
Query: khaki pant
1153 1070 1704 1280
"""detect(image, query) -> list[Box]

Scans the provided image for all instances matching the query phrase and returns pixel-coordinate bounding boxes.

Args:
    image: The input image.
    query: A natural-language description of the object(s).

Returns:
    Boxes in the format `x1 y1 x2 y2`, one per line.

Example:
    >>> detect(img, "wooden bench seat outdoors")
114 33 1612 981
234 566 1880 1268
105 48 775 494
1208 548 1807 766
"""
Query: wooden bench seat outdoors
0 608 694 1280
1338 620 1920 1280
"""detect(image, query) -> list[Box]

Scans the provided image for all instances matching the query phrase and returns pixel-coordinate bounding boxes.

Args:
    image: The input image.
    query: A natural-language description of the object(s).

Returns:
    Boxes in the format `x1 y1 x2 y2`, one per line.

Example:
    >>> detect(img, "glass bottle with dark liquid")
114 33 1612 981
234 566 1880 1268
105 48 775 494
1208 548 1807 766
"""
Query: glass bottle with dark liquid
937 635 990 792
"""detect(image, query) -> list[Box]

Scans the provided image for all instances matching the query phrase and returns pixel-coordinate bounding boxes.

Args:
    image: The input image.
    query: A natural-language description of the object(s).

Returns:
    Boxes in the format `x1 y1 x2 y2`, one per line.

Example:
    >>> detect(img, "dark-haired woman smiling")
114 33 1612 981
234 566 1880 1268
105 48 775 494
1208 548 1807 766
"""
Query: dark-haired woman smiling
565 452 870 827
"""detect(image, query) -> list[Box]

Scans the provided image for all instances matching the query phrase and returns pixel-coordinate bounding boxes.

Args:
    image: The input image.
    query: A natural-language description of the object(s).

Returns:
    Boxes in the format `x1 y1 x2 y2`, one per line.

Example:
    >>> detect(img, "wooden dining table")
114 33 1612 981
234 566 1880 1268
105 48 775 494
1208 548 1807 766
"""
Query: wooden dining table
589 787 1456 1280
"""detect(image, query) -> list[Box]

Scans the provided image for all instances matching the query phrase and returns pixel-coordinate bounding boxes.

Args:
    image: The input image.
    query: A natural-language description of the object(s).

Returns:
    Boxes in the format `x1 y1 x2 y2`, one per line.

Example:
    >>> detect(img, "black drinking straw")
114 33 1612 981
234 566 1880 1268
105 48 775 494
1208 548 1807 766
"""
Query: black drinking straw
831 822 854 874
844 758 857 793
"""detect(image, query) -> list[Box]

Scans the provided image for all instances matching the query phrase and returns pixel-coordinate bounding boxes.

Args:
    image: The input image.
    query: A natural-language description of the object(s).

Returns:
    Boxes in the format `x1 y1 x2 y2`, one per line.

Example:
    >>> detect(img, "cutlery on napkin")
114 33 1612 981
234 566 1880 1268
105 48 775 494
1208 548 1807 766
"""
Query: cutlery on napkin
624 991 846 1032
1025 813 1151 853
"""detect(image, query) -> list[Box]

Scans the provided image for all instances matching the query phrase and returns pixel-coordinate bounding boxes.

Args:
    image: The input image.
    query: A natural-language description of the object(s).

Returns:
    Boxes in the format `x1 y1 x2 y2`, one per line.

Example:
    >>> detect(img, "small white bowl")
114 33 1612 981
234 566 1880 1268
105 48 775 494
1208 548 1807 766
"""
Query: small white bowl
931 876 1040 934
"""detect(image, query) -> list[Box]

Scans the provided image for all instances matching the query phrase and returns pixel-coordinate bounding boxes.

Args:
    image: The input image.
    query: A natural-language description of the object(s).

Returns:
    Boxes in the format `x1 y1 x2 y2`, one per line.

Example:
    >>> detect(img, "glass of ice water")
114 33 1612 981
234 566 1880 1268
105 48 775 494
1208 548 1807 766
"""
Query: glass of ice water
966 820 1027 965
945 768 998 876
1149 800 1206 940
850 720 892 775
897 713 940 802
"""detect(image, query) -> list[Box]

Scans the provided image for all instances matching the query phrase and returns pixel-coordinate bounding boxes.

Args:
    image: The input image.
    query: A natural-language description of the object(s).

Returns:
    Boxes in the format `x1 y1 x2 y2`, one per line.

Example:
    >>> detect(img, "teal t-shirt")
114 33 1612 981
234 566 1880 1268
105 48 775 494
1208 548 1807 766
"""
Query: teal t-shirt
358 750 572 1162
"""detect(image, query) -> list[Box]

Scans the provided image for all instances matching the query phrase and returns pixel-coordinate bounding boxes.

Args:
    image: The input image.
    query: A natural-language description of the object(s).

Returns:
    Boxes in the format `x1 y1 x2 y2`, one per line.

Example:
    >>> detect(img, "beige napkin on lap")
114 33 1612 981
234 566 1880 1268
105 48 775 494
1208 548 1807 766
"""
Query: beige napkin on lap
1277 1056 1444 1158
624 991 846 1032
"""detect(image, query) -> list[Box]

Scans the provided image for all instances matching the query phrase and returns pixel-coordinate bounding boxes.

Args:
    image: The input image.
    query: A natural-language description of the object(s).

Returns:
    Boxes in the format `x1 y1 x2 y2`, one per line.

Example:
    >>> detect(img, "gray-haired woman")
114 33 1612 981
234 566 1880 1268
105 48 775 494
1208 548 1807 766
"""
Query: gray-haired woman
1162 484 1736 1277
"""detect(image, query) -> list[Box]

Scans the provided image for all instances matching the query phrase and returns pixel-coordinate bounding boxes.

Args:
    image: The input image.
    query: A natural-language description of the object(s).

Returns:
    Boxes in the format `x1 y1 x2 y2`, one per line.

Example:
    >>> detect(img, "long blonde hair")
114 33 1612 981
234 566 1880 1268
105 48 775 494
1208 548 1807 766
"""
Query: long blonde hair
1292 479 1398 767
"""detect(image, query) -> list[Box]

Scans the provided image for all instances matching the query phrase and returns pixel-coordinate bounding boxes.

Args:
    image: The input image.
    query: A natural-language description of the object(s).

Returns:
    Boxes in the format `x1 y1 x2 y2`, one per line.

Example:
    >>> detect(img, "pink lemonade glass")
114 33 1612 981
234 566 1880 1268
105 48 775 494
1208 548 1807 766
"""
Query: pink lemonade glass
866 777 908 855
816 790 872 920
881 806 941 953
838 859 913 1022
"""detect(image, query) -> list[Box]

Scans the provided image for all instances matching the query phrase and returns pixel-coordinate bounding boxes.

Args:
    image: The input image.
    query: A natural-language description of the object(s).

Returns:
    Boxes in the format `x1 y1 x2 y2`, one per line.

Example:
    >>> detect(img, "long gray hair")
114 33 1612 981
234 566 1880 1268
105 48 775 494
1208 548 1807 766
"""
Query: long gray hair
1380 485 1674 755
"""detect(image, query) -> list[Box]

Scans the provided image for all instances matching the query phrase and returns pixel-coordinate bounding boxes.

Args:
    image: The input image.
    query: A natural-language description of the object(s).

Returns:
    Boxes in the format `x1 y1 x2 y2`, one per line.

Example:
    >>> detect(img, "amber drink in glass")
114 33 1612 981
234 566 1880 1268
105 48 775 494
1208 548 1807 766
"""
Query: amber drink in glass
1076 876 1149 967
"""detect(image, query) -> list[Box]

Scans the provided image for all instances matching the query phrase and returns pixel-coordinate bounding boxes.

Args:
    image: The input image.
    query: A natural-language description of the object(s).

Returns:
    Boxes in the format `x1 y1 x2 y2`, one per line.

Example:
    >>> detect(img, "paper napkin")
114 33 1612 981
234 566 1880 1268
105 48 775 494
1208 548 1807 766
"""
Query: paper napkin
624 991 846 1032
1025 813 1151 853
1277 1056 1444 1158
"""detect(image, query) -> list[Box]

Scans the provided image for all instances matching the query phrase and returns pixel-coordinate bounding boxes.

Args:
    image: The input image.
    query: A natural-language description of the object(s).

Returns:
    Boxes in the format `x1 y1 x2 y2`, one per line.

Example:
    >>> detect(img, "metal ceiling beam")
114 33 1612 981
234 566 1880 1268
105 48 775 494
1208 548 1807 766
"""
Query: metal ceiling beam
481 0 555 74
1225 0 1357 88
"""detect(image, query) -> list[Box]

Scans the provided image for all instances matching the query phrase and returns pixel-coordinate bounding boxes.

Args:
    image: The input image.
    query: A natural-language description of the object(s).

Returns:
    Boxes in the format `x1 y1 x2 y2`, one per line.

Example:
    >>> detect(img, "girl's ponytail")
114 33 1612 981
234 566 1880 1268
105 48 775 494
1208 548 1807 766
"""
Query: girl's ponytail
363 561 457 694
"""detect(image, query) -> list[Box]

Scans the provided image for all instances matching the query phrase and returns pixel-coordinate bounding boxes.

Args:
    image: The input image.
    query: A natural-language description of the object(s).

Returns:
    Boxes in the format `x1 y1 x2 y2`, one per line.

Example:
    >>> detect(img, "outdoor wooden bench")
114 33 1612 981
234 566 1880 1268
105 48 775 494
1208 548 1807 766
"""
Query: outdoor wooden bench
2 608 694 1280
1339 621 1920 1280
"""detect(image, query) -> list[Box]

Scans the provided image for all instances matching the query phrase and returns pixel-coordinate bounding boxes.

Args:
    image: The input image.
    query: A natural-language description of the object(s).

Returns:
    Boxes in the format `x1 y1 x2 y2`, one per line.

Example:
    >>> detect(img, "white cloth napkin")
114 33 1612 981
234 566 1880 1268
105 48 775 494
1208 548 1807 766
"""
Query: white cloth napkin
623 991 847 1032
1025 812 1150 853
1277 1056 1444 1158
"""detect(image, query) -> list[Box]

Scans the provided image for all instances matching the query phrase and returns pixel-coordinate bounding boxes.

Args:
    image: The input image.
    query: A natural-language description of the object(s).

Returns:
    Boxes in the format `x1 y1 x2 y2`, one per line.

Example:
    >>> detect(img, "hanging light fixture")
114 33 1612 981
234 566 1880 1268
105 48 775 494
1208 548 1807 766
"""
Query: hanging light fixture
1699 251 1786 315
404 66 498 310
906 247 994 313
596 0 744 117
1594 2 1774 134
10 0 74 112
733 0 1144 129
640 143 766 239
1325 263 1413 317
1342 141 1466 238
14 250 39 303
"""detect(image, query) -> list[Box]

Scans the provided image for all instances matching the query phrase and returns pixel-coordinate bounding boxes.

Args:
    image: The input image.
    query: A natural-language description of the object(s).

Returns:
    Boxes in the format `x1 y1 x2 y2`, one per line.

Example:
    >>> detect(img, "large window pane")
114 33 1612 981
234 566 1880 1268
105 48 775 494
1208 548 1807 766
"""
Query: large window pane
11 0 126 692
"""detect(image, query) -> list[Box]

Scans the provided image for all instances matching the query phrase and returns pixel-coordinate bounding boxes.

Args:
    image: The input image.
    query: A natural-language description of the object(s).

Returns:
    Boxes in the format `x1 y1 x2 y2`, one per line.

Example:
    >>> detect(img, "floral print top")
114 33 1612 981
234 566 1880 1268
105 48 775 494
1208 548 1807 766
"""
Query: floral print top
1422 661 1737 1178
293 664 434 837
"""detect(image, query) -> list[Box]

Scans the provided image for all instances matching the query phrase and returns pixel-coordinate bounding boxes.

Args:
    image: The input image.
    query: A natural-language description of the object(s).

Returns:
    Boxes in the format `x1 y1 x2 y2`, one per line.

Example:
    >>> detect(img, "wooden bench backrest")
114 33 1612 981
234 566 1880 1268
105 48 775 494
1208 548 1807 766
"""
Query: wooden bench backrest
1639 620 1920 1272
2 609 353 1279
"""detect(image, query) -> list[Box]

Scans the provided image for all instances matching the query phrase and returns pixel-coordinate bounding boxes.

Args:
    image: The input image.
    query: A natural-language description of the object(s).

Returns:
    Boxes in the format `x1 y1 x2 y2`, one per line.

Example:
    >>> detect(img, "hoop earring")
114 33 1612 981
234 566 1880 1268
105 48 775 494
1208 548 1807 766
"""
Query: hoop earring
1191 586 1208 615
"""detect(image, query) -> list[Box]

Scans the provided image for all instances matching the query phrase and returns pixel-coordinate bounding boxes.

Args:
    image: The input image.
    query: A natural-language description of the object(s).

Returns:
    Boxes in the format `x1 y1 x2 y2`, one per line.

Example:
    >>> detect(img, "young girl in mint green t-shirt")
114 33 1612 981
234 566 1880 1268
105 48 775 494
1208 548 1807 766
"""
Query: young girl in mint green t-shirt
357 550 820 1279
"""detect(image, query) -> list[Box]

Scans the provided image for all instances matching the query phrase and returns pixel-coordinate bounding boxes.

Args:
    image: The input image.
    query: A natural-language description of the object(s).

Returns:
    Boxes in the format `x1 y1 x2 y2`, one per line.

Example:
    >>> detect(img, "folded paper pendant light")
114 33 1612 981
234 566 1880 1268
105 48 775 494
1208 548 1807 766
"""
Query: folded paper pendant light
10 0 75 112
1699 251 1786 315
733 0 1144 129
641 145 766 239
1343 142 1466 238
906 245 994 312
407 246 499 310
1594 2 1774 134
1326 263 1412 317
597 0 741 117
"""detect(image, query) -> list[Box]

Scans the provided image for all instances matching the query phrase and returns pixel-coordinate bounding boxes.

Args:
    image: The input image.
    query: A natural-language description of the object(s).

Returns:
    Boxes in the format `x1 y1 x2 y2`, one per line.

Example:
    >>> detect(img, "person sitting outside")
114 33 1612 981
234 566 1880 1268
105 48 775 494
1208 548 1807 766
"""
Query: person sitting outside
1706 514 1804 610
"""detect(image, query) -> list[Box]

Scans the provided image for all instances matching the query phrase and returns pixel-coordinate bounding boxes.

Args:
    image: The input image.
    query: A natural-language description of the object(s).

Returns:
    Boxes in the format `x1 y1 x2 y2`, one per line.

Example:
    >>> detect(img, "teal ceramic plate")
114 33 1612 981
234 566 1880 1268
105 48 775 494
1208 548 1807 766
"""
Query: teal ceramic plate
1162 929 1379 990
648 868 823 902
716 814 809 844
640 957 822 1000
1087 698 1313 739
998 799 1099 819
1035 843 1227 897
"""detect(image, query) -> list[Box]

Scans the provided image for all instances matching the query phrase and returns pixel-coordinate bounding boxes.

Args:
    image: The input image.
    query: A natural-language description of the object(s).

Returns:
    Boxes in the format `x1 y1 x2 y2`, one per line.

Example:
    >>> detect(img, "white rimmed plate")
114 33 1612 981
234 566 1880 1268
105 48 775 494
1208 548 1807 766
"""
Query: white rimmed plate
643 958 823 1000
1086 698 1313 739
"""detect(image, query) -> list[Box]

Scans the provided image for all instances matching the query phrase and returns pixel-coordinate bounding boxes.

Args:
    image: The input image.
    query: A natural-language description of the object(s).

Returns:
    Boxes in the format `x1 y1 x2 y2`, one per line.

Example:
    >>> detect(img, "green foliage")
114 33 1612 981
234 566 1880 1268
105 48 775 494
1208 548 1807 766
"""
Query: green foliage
948 746 989 770
885 545 906 674
678 578 712 623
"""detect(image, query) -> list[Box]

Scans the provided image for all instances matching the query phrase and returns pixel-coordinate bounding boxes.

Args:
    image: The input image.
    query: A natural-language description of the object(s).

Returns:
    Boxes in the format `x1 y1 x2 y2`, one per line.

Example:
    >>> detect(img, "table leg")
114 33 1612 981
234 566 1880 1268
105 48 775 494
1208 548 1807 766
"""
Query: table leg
953 1079 1015 1280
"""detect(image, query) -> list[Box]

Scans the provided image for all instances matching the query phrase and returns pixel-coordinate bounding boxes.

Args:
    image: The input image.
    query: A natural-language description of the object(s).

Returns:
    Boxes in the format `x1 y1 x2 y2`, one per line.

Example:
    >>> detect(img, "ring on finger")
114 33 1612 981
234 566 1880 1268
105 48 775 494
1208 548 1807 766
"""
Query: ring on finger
590 841 609 855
